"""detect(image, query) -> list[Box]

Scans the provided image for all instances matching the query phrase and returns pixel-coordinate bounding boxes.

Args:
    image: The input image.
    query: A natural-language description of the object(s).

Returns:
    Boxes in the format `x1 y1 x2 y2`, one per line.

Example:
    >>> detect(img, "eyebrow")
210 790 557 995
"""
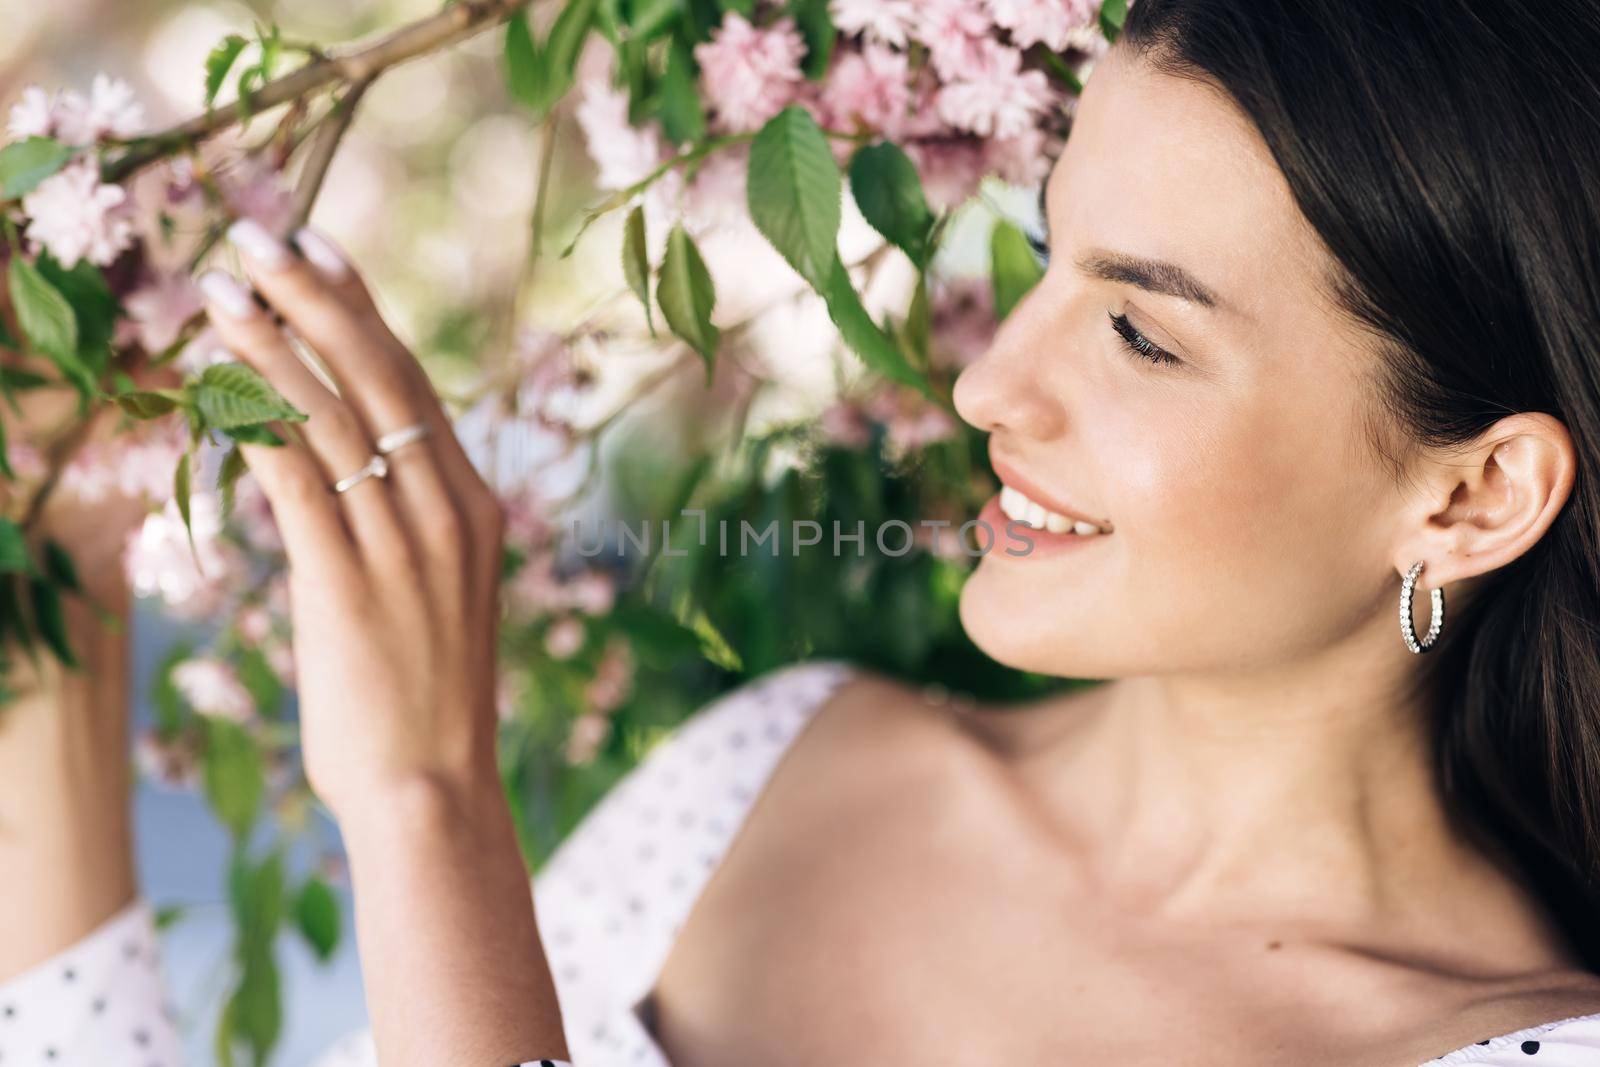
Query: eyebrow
1035 183 1226 311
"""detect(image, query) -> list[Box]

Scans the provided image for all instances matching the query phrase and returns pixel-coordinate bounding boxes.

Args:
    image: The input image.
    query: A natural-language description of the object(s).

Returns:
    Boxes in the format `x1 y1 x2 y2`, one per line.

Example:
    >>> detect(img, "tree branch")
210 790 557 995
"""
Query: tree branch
105 0 531 183
289 76 374 232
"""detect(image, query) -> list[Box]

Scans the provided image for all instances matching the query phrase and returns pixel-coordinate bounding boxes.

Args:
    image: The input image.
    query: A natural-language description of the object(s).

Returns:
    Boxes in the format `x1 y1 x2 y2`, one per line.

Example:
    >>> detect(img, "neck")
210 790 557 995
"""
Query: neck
1000 618 1570 964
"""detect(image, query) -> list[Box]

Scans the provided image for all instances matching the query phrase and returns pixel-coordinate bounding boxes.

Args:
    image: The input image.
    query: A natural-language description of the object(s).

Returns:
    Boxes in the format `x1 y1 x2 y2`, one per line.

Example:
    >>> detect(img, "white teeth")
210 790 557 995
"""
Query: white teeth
998 483 1106 536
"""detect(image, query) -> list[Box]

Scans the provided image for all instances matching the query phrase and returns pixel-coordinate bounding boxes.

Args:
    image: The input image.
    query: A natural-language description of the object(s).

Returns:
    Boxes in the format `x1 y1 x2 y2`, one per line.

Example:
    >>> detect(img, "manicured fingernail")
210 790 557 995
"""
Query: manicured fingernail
228 218 292 269
198 270 258 319
292 228 351 282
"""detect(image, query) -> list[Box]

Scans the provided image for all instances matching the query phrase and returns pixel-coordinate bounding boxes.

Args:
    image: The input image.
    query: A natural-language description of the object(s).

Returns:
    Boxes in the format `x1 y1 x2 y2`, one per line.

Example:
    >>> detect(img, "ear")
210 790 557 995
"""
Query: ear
1396 411 1576 586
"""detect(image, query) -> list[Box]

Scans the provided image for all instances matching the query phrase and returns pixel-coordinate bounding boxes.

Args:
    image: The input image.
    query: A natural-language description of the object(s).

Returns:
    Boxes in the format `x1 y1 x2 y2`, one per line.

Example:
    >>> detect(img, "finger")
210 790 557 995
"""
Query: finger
224 221 489 585
198 269 412 573
234 426 364 596
225 220 477 480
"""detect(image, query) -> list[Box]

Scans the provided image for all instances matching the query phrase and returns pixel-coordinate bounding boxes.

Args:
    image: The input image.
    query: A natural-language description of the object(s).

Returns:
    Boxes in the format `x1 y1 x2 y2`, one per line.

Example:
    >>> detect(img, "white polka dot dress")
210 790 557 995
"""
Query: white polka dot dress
7 657 1600 1065
0 898 182 1067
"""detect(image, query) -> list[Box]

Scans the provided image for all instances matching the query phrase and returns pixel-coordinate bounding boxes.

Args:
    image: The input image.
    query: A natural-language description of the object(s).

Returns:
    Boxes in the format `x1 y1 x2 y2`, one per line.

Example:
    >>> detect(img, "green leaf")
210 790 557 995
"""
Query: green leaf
37 254 118 377
747 106 842 292
205 34 250 106
41 540 78 593
204 719 265 838
217 445 248 523
225 953 282 1066
0 137 76 199
114 390 182 419
154 904 186 930
991 218 1046 320
659 37 707 144
292 877 342 963
503 12 541 109
1 366 54 391
150 643 195 736
791 0 835 80
175 451 197 563
627 0 683 41
1099 0 1128 43
622 205 654 334
821 255 931 396
849 143 934 268
230 848 286 947
657 224 719 381
508 0 599 118
28 576 75 668
0 520 31 574
225 423 286 447
9 258 81 381
194 362 307 430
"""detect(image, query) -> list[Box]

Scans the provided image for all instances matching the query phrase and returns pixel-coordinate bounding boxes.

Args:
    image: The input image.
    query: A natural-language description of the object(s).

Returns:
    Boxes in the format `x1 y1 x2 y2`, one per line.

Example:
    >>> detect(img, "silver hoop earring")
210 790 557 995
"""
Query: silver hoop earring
1399 560 1445 654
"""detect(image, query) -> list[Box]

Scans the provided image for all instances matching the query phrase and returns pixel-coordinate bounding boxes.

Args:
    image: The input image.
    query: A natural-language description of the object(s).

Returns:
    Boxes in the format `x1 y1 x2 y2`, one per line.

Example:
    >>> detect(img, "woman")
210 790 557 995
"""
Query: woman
5 0 1600 1063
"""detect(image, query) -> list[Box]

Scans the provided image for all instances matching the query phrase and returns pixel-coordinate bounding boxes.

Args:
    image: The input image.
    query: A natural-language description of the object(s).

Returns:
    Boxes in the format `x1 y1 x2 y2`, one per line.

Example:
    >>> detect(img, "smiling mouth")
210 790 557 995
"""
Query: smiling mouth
997 484 1112 537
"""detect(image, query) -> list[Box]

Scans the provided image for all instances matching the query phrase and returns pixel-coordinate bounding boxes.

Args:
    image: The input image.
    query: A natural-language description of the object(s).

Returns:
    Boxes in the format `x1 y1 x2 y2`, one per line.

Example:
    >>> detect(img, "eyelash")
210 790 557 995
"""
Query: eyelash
1024 227 1182 369
1108 310 1182 367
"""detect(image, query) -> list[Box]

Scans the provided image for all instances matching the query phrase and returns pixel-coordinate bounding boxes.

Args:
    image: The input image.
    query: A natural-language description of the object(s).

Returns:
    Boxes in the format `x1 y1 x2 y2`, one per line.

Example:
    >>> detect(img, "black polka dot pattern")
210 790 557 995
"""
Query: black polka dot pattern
0 900 182 1065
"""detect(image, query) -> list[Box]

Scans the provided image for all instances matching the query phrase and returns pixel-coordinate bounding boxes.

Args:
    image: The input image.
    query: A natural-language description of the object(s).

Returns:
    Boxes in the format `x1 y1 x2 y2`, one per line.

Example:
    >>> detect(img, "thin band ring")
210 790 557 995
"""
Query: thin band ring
332 453 390 495
375 422 431 455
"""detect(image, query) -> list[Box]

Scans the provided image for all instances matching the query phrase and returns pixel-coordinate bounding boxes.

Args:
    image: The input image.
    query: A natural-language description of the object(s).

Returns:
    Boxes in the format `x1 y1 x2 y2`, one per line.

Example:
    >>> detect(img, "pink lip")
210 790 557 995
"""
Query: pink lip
988 451 1109 533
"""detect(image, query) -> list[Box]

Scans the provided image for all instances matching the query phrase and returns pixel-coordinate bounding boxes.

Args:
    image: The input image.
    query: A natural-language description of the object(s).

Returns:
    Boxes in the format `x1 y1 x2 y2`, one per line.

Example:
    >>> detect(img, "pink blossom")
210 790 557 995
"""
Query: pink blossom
124 495 244 619
866 386 960 453
928 275 998 370
21 159 135 267
7 87 55 140
937 41 1054 139
906 137 990 211
53 74 144 143
914 0 997 81
543 616 586 660
235 604 274 645
125 272 204 353
496 669 529 724
574 80 668 191
584 636 634 714
564 711 611 765
217 155 294 237
177 325 235 374
829 0 917 48
172 656 255 723
820 44 913 136
695 14 807 133
5 442 46 483
983 125 1055 189
985 0 1099 50
681 144 751 227
263 639 296 687
134 730 200 789
817 400 874 448
506 553 617 622
62 419 186 505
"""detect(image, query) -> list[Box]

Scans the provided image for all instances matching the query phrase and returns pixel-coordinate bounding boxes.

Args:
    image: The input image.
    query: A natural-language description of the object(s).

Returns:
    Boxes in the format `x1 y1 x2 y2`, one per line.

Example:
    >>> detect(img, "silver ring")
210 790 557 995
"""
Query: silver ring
332 453 390 494
375 422 430 455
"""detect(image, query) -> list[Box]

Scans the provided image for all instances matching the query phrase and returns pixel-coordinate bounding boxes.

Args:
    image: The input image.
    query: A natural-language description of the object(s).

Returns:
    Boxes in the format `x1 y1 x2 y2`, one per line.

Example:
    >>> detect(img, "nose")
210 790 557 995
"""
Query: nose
952 286 1068 440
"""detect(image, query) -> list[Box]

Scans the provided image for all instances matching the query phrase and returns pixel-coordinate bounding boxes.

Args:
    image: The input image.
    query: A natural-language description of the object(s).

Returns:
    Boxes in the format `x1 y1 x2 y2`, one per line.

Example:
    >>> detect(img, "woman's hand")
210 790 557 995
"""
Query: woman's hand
197 220 506 822
197 219 569 1066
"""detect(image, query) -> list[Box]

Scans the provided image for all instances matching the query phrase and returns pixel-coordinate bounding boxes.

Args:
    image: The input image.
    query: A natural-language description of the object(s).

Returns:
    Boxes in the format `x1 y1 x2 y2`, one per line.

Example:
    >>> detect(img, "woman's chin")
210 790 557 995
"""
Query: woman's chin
958 566 1094 677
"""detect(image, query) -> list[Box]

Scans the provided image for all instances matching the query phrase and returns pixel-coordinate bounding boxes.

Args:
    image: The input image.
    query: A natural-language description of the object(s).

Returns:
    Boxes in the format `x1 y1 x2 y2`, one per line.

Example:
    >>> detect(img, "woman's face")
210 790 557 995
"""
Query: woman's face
953 48 1408 678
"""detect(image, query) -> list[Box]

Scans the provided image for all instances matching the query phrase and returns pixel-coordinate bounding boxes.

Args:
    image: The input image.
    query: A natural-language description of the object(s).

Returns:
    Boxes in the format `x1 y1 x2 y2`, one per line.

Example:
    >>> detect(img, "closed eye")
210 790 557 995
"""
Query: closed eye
1109 310 1182 367
1025 227 1051 270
